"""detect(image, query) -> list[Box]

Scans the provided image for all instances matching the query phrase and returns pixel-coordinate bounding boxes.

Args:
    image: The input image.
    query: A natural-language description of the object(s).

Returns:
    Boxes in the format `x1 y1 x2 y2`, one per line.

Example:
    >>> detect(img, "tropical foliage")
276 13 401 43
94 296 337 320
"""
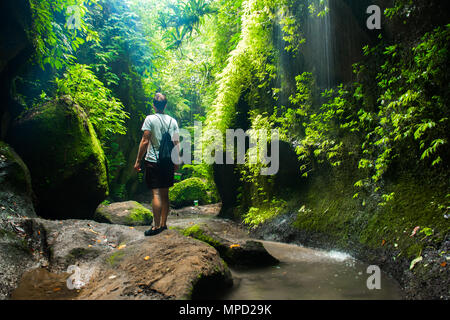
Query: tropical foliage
13 0 450 216
55 63 129 142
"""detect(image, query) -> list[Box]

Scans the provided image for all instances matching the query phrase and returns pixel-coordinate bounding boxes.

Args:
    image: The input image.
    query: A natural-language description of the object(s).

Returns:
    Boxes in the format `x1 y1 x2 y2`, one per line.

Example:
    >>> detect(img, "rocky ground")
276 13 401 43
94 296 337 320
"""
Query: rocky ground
1 203 280 300
1 217 231 300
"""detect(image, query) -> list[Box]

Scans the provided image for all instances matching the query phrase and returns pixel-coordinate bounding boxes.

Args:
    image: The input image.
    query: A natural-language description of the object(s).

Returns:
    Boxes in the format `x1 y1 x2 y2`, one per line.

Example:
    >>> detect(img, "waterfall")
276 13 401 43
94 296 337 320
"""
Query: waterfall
303 0 335 89
275 0 374 98
323 3 333 88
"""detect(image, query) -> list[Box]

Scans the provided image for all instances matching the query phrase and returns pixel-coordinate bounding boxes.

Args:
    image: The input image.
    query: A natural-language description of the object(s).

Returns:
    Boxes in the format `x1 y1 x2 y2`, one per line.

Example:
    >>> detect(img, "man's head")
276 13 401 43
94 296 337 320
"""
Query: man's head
153 93 167 112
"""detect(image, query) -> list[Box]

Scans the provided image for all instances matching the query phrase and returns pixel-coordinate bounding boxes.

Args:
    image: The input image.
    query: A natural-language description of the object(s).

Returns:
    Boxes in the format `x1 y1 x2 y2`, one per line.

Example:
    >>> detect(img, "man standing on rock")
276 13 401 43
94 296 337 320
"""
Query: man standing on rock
134 93 180 236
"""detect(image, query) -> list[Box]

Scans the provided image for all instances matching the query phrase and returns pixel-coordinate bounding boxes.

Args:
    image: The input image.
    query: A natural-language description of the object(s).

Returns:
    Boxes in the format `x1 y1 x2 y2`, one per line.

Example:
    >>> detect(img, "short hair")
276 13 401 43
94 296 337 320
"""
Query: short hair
153 93 167 111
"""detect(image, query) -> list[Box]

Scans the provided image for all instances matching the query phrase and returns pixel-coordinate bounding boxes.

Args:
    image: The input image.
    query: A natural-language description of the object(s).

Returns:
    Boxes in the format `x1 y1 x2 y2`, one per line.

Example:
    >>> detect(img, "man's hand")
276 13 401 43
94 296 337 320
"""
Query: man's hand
135 131 151 173
134 161 141 172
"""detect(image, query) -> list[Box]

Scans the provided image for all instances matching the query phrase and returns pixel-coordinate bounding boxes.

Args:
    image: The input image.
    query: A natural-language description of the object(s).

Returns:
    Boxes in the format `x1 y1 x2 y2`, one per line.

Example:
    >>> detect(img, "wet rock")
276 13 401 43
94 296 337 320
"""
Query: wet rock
9 218 232 300
0 218 48 299
180 224 279 267
94 201 153 226
402 234 450 300
170 203 223 218
8 96 108 220
0 141 36 218
79 230 232 300
35 218 141 273
228 240 280 267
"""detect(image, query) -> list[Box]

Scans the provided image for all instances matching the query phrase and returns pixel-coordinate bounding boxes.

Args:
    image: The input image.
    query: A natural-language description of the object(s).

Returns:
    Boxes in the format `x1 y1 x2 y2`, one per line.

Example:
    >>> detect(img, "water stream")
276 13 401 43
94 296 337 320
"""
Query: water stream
168 207 403 300
223 241 402 300
10 206 403 300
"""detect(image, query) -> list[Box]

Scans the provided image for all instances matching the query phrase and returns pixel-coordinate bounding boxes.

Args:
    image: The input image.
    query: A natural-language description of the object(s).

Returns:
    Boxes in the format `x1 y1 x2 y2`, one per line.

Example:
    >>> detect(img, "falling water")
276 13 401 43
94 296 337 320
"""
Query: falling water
323 3 333 88
302 0 335 88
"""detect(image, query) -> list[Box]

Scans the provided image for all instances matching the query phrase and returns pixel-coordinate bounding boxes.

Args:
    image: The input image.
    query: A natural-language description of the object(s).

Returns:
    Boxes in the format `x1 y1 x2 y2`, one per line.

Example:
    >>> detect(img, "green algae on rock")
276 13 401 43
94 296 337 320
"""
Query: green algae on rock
8 96 108 219
180 223 279 267
94 200 153 226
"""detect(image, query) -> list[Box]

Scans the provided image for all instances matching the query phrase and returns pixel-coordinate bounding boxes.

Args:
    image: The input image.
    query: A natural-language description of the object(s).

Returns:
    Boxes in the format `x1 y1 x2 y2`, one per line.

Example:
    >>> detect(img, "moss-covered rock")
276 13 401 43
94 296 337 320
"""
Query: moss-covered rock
180 224 278 267
8 96 108 219
0 141 36 218
94 201 153 226
169 177 211 209
181 224 224 248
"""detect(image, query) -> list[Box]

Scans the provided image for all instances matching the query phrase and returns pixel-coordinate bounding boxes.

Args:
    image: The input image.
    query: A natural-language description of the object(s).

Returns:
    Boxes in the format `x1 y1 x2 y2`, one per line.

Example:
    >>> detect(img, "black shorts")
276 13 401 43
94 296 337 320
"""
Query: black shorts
144 161 174 189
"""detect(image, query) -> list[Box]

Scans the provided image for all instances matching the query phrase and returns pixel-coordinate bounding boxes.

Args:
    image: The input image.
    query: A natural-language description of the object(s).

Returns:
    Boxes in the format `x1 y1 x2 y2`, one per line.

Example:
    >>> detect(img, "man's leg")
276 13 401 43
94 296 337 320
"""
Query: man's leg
159 188 169 228
151 188 162 229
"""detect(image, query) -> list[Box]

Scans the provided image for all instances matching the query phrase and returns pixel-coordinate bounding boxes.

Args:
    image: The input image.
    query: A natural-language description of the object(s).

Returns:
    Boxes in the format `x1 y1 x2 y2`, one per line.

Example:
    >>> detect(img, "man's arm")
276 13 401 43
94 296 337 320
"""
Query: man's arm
134 130 151 172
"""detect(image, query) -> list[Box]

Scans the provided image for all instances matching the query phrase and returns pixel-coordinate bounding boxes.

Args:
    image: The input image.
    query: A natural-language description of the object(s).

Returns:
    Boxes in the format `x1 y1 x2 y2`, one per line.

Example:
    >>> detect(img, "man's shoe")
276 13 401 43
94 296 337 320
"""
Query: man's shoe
144 227 162 236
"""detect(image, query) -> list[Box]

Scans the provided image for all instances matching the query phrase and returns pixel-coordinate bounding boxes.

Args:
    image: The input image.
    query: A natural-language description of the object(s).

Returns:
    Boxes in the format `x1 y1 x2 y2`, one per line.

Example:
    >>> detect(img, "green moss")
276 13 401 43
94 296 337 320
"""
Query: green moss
359 178 450 258
94 201 153 226
0 227 30 253
243 199 287 228
86 116 109 194
0 228 18 241
26 97 108 196
169 178 211 208
106 250 125 266
126 203 153 225
290 166 450 259
181 224 222 248
65 247 101 265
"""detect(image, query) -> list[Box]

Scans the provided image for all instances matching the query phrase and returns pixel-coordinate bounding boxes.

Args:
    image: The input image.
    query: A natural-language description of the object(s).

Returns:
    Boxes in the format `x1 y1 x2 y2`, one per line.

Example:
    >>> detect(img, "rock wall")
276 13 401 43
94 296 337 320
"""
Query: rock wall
0 0 34 139
0 141 36 219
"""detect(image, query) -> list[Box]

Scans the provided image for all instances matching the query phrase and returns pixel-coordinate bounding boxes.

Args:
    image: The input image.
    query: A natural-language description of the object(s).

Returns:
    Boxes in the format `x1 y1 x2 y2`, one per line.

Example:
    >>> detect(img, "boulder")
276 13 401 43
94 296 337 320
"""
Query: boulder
169 177 211 209
94 201 153 226
0 141 36 218
9 218 232 300
180 224 279 267
8 96 109 219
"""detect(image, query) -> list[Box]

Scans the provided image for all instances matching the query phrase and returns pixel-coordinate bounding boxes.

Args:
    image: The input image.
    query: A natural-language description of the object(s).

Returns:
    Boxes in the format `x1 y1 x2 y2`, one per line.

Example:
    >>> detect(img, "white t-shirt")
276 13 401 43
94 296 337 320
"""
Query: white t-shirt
141 113 179 163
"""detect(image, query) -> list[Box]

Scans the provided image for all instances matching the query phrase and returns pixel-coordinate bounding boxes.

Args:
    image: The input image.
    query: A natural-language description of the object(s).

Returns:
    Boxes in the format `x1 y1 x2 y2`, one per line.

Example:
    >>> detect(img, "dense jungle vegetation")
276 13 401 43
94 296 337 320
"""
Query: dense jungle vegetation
2 0 449 265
